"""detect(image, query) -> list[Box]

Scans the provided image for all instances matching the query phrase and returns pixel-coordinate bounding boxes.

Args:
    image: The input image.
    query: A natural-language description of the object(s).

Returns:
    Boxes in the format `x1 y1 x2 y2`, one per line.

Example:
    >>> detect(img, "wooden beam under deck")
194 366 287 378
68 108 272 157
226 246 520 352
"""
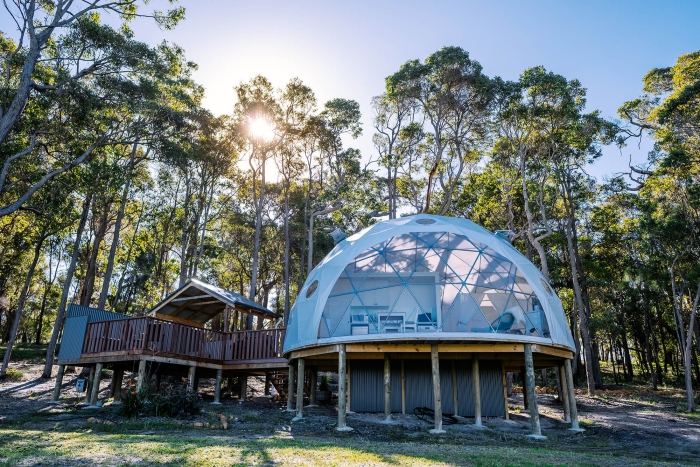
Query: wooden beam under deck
289 342 573 361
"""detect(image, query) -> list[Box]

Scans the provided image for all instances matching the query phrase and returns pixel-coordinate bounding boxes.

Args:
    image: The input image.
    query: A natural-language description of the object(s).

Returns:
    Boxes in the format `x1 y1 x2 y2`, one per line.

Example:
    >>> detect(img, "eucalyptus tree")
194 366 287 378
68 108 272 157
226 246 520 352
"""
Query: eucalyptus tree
274 79 316 322
386 46 492 214
0 1 184 217
371 93 423 218
619 50 700 410
0 186 74 378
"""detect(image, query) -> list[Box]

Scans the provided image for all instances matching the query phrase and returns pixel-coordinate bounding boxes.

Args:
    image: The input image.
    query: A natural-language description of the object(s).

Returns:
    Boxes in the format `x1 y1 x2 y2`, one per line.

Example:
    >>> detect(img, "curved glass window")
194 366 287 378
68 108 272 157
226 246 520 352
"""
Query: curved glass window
318 232 549 339
306 280 319 298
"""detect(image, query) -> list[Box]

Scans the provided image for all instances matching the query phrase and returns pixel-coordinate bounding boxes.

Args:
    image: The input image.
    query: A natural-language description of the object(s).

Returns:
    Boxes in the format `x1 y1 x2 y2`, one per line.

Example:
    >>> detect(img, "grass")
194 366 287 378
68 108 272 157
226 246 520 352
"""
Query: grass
0 427 692 467
0 344 48 363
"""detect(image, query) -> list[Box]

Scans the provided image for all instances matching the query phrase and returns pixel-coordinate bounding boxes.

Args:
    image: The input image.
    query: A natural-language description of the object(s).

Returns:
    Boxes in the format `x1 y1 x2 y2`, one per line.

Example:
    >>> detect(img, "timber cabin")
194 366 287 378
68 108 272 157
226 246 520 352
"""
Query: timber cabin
52 214 583 437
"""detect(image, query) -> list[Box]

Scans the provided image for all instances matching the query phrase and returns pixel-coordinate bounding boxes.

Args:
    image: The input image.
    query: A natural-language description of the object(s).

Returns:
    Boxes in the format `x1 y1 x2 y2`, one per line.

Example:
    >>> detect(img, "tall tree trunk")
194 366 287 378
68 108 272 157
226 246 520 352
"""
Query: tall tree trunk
683 284 700 412
248 155 265 330
0 235 44 378
179 173 192 287
283 184 291 327
98 145 137 309
644 291 658 390
80 202 110 306
42 194 92 378
111 202 145 311
564 215 596 394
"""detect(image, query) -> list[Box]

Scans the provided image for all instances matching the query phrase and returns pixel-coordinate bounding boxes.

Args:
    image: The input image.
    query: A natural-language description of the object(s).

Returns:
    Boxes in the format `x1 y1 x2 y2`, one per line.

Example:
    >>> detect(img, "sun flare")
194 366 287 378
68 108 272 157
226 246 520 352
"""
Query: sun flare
248 116 275 142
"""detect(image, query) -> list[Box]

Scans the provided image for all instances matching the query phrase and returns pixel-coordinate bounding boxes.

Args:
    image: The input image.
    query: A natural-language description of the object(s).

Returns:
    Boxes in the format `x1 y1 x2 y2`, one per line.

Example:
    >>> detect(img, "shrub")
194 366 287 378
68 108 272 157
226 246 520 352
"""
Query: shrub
4 368 23 382
319 373 330 391
114 378 144 418
148 384 202 418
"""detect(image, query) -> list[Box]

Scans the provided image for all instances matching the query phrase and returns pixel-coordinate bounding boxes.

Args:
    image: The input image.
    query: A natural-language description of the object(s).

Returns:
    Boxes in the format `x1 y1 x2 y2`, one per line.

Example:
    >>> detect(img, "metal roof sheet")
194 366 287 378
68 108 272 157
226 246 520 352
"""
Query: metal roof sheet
149 278 279 324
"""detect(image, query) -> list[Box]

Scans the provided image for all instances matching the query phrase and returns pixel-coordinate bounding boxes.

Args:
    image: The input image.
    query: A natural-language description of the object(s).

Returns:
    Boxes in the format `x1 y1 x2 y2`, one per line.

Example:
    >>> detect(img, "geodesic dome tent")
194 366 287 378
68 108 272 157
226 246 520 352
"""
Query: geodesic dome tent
284 214 575 354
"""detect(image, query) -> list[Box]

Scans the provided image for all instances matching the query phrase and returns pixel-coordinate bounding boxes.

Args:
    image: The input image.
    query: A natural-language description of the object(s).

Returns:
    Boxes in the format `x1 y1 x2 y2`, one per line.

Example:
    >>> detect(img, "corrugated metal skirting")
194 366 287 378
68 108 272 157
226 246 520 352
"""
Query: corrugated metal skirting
57 304 130 361
350 359 504 417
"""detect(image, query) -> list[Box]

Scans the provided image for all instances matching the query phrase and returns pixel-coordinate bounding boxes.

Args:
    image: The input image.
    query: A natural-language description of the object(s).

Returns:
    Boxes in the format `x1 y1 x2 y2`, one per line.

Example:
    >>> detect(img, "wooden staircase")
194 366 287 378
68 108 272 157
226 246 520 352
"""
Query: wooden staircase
267 370 289 399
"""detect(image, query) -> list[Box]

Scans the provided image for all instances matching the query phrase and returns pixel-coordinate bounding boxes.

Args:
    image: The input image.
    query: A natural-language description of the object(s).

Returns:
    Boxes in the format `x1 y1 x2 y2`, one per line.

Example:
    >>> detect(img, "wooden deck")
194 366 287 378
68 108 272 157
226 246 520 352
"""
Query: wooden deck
58 316 288 370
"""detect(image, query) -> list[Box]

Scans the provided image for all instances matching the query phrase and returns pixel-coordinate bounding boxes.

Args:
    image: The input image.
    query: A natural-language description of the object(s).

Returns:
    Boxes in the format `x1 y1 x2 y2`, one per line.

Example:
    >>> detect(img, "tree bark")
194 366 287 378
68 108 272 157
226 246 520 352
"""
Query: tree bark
0 235 44 377
42 193 92 378
98 145 137 309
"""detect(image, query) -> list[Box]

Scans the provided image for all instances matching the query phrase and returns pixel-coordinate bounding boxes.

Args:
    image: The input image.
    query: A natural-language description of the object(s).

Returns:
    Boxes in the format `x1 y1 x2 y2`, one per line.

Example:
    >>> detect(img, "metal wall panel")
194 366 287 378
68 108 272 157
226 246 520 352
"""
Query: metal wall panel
57 315 89 360
350 362 383 412
58 304 130 361
391 363 402 413
350 358 505 417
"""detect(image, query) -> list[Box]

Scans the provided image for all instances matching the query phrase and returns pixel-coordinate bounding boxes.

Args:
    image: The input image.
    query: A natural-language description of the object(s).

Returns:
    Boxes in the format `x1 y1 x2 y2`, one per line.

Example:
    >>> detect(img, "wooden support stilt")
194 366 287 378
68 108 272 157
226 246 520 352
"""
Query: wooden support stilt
113 369 124 402
212 369 223 404
187 365 196 392
239 375 247 400
153 373 161 394
265 372 271 396
472 354 482 427
565 358 584 432
286 363 295 412
383 354 391 422
524 344 545 439
309 367 317 405
51 364 65 402
136 360 147 394
293 358 305 420
89 363 103 406
430 344 445 434
85 366 95 404
226 377 233 395
336 344 352 431
559 364 571 423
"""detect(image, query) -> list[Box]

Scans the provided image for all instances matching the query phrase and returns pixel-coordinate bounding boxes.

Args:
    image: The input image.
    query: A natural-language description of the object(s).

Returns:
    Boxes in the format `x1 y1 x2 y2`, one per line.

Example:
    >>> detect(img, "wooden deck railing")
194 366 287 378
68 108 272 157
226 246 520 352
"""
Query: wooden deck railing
81 316 286 363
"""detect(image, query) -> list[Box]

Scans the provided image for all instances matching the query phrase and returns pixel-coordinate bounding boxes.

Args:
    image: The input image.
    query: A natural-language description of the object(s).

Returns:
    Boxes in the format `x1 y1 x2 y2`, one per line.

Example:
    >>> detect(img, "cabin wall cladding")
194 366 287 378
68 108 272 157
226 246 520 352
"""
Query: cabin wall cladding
349 359 504 417
57 304 130 361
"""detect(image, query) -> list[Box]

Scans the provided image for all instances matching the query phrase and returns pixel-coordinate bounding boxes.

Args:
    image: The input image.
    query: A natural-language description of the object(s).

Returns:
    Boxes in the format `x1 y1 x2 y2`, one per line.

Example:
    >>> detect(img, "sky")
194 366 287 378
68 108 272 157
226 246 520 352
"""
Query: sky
3 0 700 182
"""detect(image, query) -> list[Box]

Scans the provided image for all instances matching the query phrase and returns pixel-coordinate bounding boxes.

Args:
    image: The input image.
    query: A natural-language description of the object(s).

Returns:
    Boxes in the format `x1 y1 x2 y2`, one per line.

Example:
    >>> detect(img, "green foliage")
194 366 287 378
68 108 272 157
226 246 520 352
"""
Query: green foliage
147 384 202 418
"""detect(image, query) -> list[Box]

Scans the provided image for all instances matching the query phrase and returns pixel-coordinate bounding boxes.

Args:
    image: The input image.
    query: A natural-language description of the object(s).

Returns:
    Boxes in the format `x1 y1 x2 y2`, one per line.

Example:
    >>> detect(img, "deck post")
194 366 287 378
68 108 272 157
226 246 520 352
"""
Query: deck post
239 375 247 401
89 363 103 406
472 354 482 427
135 360 147 394
521 366 529 410
84 366 95 404
565 358 584 432
524 344 545 439
559 364 571 423
293 358 305 420
265 373 271 396
113 369 124 402
309 367 317 405
212 369 223 405
336 344 352 431
187 365 196 392
51 364 65 402
430 344 445 434
286 363 296 412
383 354 391 422
153 373 161 394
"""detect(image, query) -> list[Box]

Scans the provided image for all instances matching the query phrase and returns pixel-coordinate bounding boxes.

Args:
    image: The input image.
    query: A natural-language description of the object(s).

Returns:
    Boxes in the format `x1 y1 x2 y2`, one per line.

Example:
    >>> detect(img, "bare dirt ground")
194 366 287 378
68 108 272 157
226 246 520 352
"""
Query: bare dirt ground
2 361 700 466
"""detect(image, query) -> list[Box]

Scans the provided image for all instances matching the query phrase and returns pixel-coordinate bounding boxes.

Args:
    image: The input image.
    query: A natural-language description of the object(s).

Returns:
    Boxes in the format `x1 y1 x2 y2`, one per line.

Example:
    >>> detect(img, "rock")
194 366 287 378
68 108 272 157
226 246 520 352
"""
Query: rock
218 414 228 430
193 422 204 427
